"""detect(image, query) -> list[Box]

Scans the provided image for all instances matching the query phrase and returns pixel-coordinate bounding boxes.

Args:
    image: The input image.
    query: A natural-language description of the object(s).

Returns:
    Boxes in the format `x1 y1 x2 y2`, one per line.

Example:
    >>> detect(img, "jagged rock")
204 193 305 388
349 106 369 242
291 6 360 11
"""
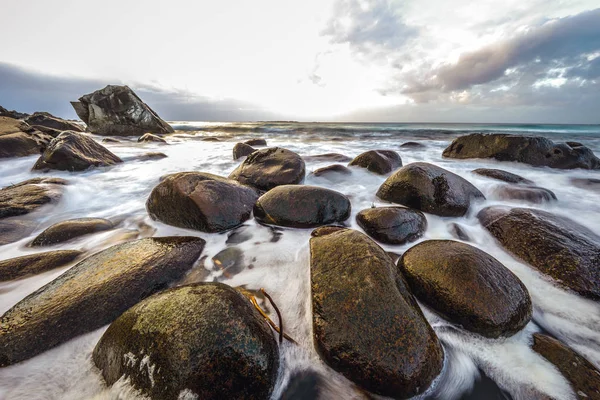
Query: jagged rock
377 162 485 217
0 178 66 219
0 117 53 158
93 283 279 400
0 236 205 366
254 185 351 228
478 207 600 300
311 229 443 398
229 147 305 191
71 85 174 136
25 112 84 132
348 150 402 174
244 138 267 146
443 133 600 170
398 240 532 338
0 105 28 119
472 168 534 184
490 185 557 204
0 250 82 281
311 164 352 179
356 206 427 245
147 172 258 233
233 142 256 160
30 218 114 246
29 125 63 138
138 133 167 143
303 153 352 162
32 131 122 171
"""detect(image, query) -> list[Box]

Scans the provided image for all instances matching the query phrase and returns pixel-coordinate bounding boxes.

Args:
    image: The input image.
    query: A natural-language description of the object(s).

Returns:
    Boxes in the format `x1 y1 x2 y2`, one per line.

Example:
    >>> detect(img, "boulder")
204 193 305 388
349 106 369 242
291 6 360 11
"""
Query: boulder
398 240 532 338
25 112 84 132
472 168 533 184
229 147 305 191
0 250 82 281
311 229 443 398
134 152 168 161
443 133 600 170
478 207 600 300
571 177 600 191
303 153 352 162
93 283 279 400
254 185 351 228
0 236 205 366
212 246 245 277
32 131 122 171
71 85 174 136
356 206 427 245
311 164 352 179
377 162 485 217
29 124 64 138
532 333 600 400
348 150 402 174
0 117 52 158
0 178 66 219
0 219 37 246
310 225 346 237
147 172 258 233
0 105 28 119
400 141 425 149
244 138 267 146
448 222 470 241
30 218 114 246
101 137 120 143
233 142 256 160
138 133 167 143
490 185 557 204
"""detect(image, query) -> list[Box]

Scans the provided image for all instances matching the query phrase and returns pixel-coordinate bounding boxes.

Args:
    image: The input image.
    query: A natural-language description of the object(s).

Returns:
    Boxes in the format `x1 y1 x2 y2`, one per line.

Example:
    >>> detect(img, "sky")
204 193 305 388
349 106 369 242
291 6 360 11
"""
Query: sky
0 0 599 123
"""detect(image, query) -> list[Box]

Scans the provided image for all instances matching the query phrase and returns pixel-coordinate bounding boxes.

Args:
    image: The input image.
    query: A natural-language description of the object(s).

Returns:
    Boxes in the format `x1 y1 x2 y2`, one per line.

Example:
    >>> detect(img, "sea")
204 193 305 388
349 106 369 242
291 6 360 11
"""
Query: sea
0 122 599 400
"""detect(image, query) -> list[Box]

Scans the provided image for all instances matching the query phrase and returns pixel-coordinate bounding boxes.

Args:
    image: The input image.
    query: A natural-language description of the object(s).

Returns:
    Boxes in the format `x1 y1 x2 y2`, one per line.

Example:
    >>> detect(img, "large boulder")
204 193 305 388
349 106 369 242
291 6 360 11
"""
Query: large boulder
30 218 114 246
377 162 485 217
25 112 84 132
0 178 67 219
0 236 205 366
93 283 279 400
310 228 443 398
233 142 256 160
229 147 305 191
71 85 174 136
398 240 532 338
0 117 52 158
348 150 402 175
443 134 600 170
356 206 427 245
147 172 258 233
478 207 600 300
472 168 533 184
0 250 82 282
32 131 122 171
490 185 557 204
254 185 351 228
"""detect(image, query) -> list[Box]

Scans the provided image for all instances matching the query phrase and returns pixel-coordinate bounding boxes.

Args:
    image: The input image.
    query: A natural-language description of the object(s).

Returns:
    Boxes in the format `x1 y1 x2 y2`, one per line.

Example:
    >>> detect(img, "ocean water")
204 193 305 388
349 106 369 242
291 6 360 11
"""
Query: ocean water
0 122 599 400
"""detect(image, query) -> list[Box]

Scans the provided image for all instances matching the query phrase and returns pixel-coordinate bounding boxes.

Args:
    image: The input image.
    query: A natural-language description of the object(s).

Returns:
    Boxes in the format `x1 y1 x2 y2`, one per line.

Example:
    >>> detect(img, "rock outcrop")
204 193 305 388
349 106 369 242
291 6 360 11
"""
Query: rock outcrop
25 112 84 132
0 250 82 281
0 117 53 158
356 206 427 245
0 105 28 119
0 178 66 219
348 150 402 175
30 218 114 246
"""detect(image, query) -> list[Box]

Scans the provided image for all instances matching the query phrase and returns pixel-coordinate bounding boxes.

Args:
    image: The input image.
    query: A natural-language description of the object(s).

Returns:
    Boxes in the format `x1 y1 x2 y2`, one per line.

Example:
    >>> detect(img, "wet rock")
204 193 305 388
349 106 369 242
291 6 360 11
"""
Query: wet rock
134 152 168 161
570 177 600 190
0 218 37 246
377 162 485 217
71 85 174 136
229 147 306 191
30 218 114 246
212 247 245 277
478 207 600 300
348 150 402 175
101 137 120 143
0 250 82 281
147 172 258 233
472 168 534 184
400 141 426 149
399 240 532 338
254 185 351 228
0 105 28 119
29 124 64 138
356 206 427 245
0 178 66 219
443 133 600 170
310 225 347 237
32 131 122 171
137 133 167 143
311 164 352 179
281 370 326 400
201 137 221 142
0 236 205 366
491 185 557 204
226 225 253 244
233 142 256 160
0 117 52 158
532 333 600 400
311 229 443 398
245 138 267 146
93 282 279 400
448 222 471 241
303 153 352 162
25 112 84 133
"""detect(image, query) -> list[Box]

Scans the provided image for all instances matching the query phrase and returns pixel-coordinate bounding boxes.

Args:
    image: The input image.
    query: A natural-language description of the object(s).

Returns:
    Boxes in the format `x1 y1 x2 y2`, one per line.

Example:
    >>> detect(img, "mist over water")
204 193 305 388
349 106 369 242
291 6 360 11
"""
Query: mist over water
0 122 599 400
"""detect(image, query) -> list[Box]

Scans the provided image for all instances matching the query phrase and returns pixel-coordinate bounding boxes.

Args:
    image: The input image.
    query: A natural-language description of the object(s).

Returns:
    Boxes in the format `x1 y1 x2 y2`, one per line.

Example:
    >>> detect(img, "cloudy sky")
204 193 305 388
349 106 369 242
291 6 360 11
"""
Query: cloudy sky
1 0 599 123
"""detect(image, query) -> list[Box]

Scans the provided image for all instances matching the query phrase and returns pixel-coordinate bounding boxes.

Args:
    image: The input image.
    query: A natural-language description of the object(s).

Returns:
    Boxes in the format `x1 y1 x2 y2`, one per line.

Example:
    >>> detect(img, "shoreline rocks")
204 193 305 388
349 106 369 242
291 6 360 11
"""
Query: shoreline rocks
25 112 84 133
138 133 167 143
0 178 66 219
233 142 256 160
490 185 557 204
0 250 83 281
356 206 427 245
30 218 114 246
348 150 402 175
0 117 53 158
472 168 533 184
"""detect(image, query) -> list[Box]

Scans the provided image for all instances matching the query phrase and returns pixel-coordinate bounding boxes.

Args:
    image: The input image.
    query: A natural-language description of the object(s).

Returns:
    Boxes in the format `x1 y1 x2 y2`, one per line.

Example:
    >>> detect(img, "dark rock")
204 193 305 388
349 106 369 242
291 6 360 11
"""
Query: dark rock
29 125 64 138
311 229 443 398
532 333 600 400
147 172 258 233
472 168 534 184
571 177 600 190
0 117 52 158
311 164 352 179
478 207 600 300
134 152 168 161
244 138 267 146
377 162 485 217
254 185 351 228
356 206 427 245
229 147 306 191
233 142 256 160
303 153 352 162
0 250 82 281
93 283 279 400
0 236 205 366
226 225 253 244
25 112 84 132
0 178 66 219
30 218 114 246
281 370 326 400
566 142 585 148
348 150 402 174
201 137 221 142
448 222 471 241
212 247 245 277
443 133 600 170
400 141 426 149
491 185 557 204
101 137 120 143
32 131 122 171
0 105 28 119
310 225 347 237
138 133 167 143
399 240 532 338
71 85 174 136
0 218 37 246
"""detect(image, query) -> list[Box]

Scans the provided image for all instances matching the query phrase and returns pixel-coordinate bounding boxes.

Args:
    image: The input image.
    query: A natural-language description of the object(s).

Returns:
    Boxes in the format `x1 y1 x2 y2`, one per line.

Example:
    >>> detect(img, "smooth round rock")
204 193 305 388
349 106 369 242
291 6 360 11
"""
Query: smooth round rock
311 164 352 179
30 218 114 246
400 142 426 149
138 133 167 143
244 138 267 146
348 150 402 175
303 153 352 162
233 142 256 160
0 178 66 219
399 240 532 338
0 250 82 282
491 185 557 204
472 168 533 184
356 206 427 245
